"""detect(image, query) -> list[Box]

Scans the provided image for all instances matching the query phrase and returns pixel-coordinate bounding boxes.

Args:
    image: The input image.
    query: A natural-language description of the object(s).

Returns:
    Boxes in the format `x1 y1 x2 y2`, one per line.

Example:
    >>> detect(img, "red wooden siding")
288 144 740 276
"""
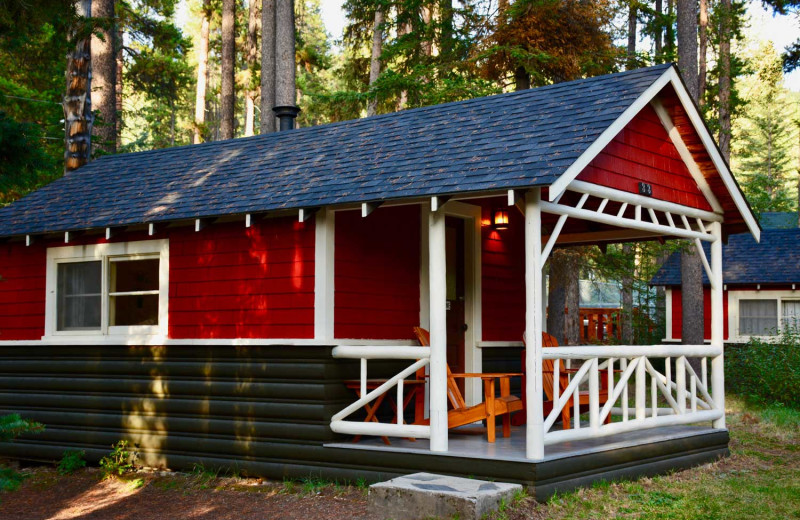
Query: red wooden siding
0 242 46 340
169 218 315 339
670 288 729 341
334 206 420 340
578 104 712 211
479 201 525 342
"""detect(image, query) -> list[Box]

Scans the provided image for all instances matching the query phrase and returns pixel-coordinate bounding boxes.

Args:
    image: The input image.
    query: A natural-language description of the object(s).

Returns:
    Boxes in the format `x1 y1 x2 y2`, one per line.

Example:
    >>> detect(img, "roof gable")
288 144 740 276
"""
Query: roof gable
577 104 713 211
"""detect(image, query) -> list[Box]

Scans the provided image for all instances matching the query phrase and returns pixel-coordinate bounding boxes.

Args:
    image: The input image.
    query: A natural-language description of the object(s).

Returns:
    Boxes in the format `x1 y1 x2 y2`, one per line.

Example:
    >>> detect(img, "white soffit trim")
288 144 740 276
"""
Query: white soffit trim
547 66 760 242
660 67 760 242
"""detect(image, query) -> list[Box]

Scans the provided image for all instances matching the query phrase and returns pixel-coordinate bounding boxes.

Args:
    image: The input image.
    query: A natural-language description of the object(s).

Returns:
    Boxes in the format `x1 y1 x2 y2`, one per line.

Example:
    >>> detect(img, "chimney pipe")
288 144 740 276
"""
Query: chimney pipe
273 105 300 131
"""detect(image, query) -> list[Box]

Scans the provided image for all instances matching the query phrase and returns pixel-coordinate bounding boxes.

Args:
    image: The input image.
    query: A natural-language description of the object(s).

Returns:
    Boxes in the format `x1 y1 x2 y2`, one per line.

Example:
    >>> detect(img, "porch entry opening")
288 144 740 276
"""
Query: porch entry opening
446 216 467 396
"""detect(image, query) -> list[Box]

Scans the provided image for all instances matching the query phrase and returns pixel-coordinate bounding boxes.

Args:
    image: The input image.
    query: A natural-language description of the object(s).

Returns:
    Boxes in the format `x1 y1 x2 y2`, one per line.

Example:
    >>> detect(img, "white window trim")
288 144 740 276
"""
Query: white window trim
44 239 169 339
728 289 800 343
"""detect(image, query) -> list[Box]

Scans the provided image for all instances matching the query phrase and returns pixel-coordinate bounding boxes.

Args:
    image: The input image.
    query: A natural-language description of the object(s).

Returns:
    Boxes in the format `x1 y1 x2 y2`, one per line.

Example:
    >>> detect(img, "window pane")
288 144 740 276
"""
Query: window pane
110 294 159 326
111 258 159 293
57 261 102 331
782 301 800 330
739 299 778 336
109 258 160 327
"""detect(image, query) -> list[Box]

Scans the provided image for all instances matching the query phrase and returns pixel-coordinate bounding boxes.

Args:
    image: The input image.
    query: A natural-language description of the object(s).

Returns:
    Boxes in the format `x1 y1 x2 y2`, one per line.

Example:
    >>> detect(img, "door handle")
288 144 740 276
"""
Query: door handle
462 323 469 332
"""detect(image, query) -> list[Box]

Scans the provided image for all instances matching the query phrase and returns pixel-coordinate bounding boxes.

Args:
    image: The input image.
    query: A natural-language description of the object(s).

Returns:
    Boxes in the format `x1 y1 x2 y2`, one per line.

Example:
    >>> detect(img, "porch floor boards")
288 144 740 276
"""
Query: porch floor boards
325 424 725 463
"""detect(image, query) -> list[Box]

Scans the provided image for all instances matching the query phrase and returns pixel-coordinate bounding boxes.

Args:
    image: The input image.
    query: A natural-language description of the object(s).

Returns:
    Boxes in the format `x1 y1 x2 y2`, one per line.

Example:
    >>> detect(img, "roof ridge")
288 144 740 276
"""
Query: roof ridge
68 64 674 167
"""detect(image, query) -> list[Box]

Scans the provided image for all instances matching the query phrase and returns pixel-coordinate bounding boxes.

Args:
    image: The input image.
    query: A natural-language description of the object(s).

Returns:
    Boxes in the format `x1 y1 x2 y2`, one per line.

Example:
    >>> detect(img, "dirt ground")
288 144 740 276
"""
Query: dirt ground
0 468 373 520
1 398 796 520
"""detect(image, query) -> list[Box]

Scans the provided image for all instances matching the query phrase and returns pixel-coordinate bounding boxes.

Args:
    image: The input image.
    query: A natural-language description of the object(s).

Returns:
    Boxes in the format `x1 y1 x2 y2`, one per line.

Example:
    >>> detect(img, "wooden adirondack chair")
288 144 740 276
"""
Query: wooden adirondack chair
521 332 610 429
413 327 523 443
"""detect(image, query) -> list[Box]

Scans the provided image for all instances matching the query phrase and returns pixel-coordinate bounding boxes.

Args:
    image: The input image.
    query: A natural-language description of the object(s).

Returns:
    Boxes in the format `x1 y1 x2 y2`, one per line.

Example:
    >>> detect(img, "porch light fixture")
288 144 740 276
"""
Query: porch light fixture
492 208 510 230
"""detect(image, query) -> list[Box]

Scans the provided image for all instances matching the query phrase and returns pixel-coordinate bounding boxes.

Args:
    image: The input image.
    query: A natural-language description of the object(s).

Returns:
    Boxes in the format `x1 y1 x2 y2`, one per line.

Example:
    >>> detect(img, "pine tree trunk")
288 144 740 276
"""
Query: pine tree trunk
366 8 384 117
677 0 705 348
194 0 211 143
627 1 637 69
666 0 675 58
547 250 581 345
655 0 663 60
275 0 296 109
396 21 410 110
115 24 123 148
621 244 634 344
64 0 93 172
677 0 699 100
698 0 708 105
220 0 236 140
91 0 115 154
719 0 732 161
261 0 276 133
245 0 260 136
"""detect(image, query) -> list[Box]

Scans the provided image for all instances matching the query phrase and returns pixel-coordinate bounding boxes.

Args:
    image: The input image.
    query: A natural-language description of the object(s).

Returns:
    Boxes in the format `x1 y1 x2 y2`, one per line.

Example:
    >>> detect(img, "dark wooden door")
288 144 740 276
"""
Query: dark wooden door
445 217 466 395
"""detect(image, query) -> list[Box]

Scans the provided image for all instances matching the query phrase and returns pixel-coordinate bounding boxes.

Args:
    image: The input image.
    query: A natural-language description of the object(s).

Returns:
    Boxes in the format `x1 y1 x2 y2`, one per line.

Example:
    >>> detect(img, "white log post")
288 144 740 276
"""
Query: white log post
525 188 545 460
429 207 448 452
710 221 726 428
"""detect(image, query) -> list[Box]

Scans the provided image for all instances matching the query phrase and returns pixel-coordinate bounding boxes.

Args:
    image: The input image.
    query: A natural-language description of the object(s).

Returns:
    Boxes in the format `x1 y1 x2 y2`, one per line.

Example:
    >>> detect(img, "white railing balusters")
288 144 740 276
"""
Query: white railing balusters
676 356 687 414
589 358 600 431
636 356 646 420
541 346 723 446
331 346 432 439
651 376 657 418
361 358 367 397
621 358 629 421
553 358 560 402
701 357 707 391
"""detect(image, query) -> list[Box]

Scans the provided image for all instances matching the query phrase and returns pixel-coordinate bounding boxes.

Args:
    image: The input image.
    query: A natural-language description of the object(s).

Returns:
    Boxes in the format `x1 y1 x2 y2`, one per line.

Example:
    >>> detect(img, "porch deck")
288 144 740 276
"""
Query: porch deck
324 425 729 499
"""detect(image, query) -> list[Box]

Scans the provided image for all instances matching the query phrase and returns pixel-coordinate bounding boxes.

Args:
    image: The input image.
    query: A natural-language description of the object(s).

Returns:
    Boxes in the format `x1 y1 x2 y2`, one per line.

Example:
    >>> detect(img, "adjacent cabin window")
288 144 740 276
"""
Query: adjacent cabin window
738 299 778 336
737 297 800 337
45 240 168 337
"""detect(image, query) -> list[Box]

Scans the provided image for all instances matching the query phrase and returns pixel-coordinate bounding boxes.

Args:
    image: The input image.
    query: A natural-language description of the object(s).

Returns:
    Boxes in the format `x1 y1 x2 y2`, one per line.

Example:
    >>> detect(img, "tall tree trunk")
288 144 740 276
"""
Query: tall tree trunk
514 66 530 90
627 0 637 69
547 250 581 345
275 0 296 107
678 0 704 349
366 8 384 117
115 24 123 148
261 0 276 133
677 0 699 100
245 0 260 136
621 244 634 344
91 0 115 154
666 0 675 58
64 0 93 172
719 0 732 161
655 0 663 60
698 0 708 105
194 0 211 144
396 20 410 110
220 0 236 140
421 6 432 56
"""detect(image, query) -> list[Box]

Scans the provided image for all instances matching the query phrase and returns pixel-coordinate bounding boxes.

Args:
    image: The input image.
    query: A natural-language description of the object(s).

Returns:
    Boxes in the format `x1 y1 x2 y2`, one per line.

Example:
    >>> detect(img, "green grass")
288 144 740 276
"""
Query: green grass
491 396 800 520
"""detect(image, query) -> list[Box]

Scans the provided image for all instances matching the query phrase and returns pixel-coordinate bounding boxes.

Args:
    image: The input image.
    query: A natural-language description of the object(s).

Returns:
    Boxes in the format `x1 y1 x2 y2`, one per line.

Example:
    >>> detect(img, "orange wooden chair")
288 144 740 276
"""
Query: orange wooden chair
413 327 523 443
521 332 610 429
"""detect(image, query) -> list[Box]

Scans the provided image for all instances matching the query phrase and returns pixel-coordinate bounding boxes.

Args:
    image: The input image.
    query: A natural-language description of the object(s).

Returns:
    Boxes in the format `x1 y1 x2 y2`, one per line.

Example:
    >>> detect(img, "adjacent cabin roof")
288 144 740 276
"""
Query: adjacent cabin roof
0 64 756 239
759 211 798 230
651 229 800 286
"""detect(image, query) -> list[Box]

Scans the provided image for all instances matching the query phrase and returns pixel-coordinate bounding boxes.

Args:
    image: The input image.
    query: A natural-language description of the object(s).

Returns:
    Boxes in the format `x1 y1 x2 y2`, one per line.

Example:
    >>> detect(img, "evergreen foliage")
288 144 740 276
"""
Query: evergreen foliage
732 42 798 216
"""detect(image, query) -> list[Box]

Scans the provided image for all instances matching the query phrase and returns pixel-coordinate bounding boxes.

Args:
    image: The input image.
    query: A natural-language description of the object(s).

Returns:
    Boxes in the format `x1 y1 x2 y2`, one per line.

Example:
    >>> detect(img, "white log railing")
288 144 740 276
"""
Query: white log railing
330 345 431 439
541 345 723 446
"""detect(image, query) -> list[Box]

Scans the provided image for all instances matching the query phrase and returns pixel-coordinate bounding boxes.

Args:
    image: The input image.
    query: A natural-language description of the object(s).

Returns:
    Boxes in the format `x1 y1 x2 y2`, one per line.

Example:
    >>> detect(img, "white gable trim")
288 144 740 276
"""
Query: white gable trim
548 66 760 242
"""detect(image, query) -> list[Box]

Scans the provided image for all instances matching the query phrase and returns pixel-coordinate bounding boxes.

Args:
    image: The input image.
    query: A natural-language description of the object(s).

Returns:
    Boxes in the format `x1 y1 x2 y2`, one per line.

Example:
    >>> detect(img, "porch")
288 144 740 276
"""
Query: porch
326 181 730 467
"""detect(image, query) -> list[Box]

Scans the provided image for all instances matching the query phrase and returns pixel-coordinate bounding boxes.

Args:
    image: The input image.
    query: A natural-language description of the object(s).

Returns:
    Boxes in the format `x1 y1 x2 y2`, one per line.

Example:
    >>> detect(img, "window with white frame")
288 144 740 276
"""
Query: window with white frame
738 299 778 336
736 296 800 338
46 240 169 337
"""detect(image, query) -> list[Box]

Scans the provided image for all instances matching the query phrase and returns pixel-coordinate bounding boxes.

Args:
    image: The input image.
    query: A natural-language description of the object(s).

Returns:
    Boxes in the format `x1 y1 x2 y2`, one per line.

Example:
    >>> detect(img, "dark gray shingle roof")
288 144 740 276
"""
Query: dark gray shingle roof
650 228 800 286
0 65 672 238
